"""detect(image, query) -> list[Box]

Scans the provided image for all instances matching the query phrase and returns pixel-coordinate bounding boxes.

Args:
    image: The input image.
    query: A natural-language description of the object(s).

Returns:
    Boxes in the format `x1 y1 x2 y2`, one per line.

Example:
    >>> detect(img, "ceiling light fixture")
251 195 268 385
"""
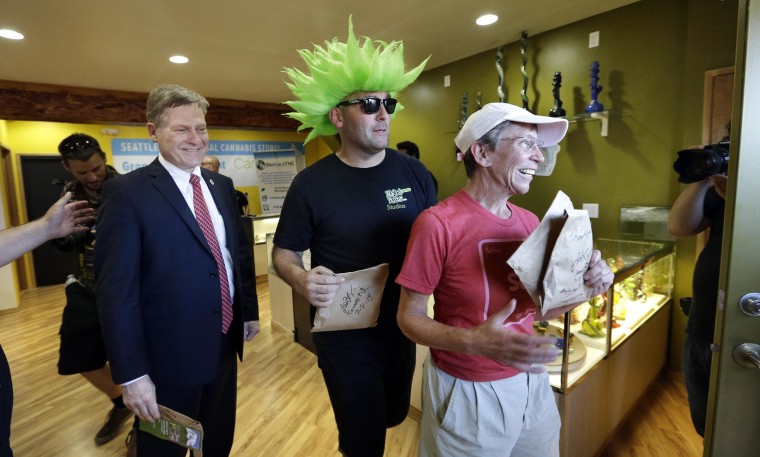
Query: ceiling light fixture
169 55 189 64
0 29 24 40
476 14 499 26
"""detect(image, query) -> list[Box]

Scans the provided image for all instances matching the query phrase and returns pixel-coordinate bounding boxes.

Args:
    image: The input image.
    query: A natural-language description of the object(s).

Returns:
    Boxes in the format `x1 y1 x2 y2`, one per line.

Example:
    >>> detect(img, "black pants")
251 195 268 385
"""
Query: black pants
313 327 415 457
58 282 107 375
682 335 711 437
135 335 238 456
0 344 13 457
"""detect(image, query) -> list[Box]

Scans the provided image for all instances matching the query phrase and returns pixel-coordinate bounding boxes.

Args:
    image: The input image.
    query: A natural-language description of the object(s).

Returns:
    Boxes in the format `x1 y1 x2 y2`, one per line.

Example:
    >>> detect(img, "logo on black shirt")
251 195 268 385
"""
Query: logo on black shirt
385 187 411 210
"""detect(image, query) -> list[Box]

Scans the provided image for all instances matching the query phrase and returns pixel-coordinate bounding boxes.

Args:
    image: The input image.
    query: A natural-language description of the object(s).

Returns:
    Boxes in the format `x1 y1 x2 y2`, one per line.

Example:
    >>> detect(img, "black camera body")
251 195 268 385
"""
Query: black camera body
673 140 729 184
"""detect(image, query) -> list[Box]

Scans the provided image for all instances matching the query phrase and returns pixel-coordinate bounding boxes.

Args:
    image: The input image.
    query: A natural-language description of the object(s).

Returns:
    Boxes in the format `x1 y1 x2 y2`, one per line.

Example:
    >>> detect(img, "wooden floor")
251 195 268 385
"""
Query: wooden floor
0 278 703 457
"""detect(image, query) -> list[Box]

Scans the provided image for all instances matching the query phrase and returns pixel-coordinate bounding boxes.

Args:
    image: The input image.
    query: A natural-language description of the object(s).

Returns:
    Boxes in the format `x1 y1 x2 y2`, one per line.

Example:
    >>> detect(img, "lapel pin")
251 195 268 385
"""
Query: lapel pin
209 179 215 186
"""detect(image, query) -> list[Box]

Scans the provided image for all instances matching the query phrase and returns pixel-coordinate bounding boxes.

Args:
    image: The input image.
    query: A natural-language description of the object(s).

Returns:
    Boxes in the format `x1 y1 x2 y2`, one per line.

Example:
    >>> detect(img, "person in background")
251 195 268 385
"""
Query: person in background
53 133 131 445
668 141 728 437
0 193 93 457
273 20 434 457
396 103 614 457
95 84 260 457
201 155 249 215
397 140 438 194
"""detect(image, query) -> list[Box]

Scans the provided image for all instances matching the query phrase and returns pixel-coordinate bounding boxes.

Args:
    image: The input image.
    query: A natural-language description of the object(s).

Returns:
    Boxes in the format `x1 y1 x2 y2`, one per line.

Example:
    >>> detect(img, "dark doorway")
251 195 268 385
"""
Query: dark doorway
20 155 79 287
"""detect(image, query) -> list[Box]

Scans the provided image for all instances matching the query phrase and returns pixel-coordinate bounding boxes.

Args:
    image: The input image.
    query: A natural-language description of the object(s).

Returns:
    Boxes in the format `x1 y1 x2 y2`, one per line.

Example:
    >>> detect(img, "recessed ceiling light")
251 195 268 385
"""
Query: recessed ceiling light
0 29 24 40
169 55 189 64
476 14 499 26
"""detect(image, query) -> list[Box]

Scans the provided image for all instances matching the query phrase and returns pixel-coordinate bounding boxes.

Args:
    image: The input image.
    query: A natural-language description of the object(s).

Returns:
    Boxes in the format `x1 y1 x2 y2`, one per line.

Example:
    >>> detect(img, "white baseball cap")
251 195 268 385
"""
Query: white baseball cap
454 103 569 154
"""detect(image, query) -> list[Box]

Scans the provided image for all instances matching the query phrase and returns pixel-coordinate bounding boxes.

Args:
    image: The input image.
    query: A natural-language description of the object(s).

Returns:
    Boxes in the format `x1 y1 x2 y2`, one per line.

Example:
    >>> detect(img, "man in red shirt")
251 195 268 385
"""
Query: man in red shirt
396 103 613 457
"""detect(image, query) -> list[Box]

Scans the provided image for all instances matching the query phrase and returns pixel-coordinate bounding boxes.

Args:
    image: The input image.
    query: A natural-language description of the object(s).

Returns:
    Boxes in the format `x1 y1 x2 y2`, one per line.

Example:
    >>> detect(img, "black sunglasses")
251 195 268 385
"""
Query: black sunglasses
336 97 398 114
60 138 99 152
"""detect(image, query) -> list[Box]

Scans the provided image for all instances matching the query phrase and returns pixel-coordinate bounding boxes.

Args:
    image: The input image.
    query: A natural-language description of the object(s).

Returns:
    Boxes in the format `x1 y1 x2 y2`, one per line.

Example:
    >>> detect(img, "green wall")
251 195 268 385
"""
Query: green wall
390 0 739 370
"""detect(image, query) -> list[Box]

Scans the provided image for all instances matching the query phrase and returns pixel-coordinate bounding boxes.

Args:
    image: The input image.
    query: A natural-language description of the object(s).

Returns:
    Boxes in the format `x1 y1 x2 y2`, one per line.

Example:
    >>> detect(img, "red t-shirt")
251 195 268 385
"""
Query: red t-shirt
396 190 540 382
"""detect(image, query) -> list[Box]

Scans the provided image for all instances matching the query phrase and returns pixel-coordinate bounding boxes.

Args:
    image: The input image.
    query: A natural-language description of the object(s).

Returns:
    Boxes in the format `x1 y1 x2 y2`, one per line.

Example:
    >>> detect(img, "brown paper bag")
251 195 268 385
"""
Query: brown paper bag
312 263 389 332
541 208 593 311
507 191 594 313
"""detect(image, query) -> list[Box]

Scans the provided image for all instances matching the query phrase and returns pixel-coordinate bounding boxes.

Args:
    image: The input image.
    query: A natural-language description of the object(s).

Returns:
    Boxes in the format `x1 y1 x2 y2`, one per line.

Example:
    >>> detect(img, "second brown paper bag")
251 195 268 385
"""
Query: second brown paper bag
507 191 594 314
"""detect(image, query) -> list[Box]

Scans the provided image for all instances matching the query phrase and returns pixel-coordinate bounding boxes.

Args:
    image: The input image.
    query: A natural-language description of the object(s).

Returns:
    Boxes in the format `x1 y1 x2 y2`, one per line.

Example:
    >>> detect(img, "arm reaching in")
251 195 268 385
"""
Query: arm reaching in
0 192 93 267
397 288 557 373
271 246 345 307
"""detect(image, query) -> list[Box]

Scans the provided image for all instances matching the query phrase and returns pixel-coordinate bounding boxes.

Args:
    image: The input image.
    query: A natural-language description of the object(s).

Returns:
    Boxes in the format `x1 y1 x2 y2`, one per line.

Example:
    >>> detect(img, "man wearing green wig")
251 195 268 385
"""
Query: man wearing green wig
273 19 436 457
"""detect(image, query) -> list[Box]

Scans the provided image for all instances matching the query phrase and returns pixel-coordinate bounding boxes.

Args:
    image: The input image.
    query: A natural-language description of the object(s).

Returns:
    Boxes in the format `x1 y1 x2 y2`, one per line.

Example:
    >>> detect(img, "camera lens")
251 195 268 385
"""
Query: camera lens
673 143 729 183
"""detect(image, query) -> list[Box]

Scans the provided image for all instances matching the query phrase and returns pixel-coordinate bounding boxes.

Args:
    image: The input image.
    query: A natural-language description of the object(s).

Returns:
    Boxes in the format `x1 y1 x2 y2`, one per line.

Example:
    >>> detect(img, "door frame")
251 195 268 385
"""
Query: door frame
1 149 31 289
705 1 760 455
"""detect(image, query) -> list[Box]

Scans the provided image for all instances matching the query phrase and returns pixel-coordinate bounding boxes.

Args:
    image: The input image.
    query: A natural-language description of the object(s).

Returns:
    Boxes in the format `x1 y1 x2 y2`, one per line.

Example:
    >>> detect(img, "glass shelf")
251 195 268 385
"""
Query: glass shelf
566 110 611 136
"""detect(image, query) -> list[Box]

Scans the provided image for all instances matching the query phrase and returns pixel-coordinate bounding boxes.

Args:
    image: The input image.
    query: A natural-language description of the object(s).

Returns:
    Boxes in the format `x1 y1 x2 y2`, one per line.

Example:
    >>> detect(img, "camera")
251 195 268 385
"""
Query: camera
673 140 729 183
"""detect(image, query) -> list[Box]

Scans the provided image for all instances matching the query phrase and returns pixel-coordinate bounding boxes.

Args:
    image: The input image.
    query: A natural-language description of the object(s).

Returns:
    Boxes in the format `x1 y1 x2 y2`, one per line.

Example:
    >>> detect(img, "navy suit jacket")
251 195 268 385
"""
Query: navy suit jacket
95 158 258 388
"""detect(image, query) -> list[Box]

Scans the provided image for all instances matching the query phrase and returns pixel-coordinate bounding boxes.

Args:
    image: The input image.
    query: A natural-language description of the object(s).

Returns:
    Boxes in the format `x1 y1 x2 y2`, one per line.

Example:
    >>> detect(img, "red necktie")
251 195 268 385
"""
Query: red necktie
190 174 233 334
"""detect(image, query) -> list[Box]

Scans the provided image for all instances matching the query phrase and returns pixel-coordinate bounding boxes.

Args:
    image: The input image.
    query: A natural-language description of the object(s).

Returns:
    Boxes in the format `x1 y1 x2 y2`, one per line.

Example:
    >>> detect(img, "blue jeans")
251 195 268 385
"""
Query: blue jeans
682 335 711 437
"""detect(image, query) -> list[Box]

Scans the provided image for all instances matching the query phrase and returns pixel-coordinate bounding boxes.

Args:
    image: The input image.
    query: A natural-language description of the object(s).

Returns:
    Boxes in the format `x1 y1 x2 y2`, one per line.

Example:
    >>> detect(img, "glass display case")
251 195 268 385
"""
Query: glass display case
537 238 675 393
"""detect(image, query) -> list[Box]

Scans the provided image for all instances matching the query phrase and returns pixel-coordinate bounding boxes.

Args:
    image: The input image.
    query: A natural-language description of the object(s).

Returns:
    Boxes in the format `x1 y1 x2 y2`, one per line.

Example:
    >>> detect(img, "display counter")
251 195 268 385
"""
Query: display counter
544 239 675 456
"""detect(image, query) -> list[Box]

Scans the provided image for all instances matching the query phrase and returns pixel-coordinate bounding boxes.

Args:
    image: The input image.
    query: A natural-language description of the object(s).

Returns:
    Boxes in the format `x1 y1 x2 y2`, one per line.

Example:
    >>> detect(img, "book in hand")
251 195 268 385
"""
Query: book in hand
138 405 204 456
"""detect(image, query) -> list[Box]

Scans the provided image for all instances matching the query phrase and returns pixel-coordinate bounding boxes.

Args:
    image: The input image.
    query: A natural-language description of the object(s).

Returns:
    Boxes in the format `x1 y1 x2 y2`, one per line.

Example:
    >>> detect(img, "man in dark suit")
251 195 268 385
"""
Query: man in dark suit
95 84 260 457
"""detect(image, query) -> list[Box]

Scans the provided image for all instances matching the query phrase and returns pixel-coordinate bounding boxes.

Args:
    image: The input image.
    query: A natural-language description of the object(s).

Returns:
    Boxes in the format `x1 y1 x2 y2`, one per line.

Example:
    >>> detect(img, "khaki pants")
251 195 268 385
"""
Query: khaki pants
419 356 560 457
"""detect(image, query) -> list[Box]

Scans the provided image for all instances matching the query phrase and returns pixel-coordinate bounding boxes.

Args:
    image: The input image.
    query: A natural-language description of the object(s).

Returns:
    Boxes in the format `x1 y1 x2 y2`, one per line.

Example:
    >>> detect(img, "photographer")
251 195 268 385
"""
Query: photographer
668 141 728 437
53 133 131 445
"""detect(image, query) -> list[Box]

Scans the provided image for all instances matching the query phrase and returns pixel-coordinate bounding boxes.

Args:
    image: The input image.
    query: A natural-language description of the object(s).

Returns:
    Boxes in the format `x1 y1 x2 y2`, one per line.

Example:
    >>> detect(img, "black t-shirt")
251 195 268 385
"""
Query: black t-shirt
274 149 437 326
687 186 725 343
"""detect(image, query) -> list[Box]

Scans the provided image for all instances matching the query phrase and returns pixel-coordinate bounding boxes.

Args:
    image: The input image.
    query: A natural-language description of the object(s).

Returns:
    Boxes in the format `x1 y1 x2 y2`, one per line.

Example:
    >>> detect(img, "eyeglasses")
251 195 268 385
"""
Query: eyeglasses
60 138 99 152
500 136 544 151
336 97 398 115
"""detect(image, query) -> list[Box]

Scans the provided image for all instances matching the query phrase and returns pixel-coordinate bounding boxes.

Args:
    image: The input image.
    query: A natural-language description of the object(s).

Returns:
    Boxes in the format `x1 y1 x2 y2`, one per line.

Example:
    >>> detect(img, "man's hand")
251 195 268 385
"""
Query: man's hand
583 249 614 298
470 299 557 372
244 320 260 341
44 192 94 239
709 174 728 199
122 376 161 422
295 266 345 308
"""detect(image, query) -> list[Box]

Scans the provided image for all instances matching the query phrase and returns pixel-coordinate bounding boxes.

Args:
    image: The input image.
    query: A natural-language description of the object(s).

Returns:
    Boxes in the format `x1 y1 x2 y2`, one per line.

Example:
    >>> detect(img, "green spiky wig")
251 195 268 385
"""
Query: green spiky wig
283 17 429 143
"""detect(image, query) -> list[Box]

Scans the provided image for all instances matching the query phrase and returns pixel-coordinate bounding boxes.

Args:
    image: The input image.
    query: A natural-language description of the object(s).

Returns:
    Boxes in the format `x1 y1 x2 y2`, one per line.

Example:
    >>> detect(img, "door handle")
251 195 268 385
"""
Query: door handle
739 293 760 316
733 343 760 369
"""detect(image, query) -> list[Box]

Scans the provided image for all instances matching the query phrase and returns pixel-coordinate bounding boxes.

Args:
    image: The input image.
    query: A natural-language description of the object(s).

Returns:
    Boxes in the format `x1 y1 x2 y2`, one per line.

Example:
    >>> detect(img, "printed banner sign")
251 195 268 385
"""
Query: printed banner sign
111 139 303 190
253 152 299 215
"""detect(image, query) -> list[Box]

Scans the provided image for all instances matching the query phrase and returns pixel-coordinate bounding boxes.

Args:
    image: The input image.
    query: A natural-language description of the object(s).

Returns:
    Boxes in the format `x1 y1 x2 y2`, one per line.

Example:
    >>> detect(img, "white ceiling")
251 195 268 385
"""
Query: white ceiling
0 0 639 104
